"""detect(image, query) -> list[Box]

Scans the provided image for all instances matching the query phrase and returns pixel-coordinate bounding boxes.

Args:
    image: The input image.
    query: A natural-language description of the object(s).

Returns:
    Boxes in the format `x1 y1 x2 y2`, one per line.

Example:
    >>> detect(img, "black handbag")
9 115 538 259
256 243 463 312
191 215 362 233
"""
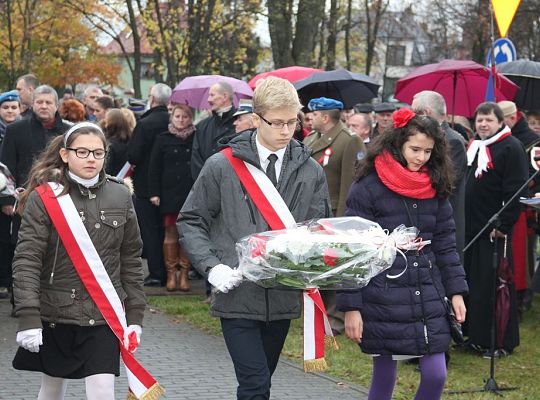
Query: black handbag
401 199 465 344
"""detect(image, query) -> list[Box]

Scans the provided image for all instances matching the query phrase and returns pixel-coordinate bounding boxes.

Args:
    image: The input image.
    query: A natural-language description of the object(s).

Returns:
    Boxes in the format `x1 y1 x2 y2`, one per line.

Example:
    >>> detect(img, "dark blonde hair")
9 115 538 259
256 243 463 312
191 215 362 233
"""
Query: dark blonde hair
18 125 107 213
253 77 302 116
104 108 133 141
171 104 193 121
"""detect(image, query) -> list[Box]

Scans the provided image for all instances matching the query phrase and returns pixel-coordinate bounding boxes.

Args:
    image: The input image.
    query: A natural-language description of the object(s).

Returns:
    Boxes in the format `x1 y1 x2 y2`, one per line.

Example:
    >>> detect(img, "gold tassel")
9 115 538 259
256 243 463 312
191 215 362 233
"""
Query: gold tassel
304 357 328 372
126 383 166 400
325 335 339 350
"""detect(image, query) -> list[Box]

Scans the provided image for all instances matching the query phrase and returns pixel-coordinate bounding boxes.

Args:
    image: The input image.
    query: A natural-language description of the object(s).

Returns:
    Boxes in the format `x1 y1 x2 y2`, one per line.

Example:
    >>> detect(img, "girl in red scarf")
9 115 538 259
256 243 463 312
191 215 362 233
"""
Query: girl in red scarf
337 109 468 400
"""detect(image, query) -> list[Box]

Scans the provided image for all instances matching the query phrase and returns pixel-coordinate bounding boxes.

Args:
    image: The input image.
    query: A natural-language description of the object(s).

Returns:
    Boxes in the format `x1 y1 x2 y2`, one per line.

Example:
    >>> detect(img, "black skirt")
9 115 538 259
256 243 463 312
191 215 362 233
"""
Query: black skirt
13 322 120 378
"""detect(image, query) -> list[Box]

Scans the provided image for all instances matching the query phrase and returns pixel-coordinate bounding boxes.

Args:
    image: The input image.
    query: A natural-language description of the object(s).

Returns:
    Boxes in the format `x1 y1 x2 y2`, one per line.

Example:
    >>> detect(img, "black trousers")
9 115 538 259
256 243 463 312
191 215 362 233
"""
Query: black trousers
133 197 165 282
0 212 15 287
220 318 291 400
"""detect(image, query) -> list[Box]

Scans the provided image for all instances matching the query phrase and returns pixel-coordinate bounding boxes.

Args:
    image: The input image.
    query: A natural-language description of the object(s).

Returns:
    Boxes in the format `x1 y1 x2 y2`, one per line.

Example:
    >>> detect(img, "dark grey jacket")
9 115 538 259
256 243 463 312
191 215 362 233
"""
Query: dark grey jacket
179 130 331 321
13 173 145 332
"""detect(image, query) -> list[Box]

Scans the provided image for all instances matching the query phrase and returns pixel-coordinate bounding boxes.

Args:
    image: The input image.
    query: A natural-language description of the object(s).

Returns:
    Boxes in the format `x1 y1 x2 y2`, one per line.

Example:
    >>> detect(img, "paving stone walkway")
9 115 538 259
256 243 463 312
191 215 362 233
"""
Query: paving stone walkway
0 297 367 399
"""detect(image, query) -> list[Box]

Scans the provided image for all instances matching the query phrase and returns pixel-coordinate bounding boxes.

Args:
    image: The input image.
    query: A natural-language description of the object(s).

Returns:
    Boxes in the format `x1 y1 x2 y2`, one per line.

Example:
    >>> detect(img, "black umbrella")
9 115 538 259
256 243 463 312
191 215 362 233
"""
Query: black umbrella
496 236 513 349
294 69 380 109
497 60 540 111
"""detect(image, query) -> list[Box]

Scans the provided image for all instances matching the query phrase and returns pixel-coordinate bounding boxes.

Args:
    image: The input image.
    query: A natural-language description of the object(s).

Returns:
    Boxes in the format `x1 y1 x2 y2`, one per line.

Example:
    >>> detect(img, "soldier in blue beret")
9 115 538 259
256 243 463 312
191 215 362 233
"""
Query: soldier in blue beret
308 97 344 111
0 90 20 140
0 90 20 299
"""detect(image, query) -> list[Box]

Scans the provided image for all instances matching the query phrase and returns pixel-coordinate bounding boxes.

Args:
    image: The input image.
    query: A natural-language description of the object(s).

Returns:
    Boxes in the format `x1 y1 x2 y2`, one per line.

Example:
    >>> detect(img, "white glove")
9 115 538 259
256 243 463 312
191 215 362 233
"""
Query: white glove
16 328 43 353
208 264 242 293
123 324 142 353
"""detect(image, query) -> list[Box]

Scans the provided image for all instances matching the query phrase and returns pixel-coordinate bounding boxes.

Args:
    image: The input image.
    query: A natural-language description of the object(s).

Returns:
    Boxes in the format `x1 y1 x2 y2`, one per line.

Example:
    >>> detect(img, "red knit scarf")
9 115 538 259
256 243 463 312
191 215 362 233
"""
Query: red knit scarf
374 150 436 199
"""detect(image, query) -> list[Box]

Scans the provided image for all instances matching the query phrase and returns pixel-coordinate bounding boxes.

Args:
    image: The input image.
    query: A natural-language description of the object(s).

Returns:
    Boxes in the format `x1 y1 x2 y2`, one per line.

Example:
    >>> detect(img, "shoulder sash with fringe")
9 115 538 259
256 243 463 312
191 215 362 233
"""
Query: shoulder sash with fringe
221 147 337 372
36 182 164 400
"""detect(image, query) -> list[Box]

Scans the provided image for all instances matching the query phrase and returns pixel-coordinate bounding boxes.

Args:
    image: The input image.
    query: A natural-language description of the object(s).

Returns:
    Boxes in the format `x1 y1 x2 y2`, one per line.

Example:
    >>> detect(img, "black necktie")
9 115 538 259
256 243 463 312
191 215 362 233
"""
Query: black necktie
266 154 278 186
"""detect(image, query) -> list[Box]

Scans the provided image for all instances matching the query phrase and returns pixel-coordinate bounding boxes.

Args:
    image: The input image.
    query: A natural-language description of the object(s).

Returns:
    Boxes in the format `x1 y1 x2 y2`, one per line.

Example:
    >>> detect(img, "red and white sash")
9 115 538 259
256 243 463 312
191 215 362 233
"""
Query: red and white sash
36 183 164 400
222 147 337 372
116 161 134 180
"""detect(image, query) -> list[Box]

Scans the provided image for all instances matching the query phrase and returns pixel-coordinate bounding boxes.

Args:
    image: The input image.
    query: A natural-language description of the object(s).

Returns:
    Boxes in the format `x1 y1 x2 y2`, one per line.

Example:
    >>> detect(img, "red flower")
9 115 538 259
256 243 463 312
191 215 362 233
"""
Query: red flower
251 236 267 258
323 248 338 267
393 108 416 128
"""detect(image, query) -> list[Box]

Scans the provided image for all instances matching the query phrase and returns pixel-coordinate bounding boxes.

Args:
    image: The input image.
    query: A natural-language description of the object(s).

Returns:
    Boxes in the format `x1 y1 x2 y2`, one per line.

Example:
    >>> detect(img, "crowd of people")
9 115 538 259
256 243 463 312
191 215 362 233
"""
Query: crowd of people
0 72 538 400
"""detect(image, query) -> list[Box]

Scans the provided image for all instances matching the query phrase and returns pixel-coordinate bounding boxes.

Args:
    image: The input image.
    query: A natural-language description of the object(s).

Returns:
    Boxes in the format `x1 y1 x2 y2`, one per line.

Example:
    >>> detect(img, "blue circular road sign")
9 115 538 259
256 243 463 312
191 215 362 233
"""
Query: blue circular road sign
487 38 517 66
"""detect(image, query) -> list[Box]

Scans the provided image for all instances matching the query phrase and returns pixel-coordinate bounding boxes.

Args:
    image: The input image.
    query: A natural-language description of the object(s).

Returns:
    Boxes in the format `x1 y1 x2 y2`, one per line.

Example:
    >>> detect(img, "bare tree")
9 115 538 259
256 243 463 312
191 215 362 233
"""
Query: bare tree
364 0 388 75
64 1 143 97
508 0 540 60
267 0 294 67
292 0 325 66
344 0 353 70
325 0 339 70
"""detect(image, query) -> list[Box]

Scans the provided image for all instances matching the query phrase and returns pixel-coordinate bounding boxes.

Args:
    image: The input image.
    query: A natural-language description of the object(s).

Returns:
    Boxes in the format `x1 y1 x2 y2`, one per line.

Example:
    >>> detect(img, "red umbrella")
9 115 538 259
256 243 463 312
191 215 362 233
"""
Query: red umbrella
394 59 519 118
248 66 322 89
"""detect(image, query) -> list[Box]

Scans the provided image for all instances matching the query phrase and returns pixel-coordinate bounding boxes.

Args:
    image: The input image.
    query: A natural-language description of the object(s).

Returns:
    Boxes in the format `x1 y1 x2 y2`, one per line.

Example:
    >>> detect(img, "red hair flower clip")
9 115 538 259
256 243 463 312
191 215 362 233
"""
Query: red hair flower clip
393 108 416 128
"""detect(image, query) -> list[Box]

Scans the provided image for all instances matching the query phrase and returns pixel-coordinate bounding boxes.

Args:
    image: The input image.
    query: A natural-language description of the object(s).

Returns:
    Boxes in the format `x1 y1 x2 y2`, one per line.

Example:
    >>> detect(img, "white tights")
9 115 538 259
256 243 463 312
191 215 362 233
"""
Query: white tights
37 373 115 400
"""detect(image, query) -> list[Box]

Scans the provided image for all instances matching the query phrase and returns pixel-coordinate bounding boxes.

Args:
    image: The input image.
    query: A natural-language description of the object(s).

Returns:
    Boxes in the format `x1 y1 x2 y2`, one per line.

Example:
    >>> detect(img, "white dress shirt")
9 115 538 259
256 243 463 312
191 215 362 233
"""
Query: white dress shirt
255 134 286 183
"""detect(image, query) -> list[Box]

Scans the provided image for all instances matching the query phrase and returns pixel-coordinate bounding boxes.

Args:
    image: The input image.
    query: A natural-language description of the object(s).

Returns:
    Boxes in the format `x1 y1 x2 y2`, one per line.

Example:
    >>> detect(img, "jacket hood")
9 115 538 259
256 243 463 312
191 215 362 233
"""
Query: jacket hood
225 130 313 170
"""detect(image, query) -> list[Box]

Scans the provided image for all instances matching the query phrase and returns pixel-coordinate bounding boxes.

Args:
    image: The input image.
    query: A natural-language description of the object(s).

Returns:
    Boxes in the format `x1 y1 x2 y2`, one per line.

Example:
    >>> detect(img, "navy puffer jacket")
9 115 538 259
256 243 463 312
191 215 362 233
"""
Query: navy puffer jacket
337 173 468 356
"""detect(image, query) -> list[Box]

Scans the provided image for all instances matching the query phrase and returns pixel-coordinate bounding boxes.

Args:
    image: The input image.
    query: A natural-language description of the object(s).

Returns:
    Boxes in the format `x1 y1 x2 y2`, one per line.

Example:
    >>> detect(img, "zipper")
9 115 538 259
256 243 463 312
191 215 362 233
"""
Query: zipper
415 251 430 352
244 194 256 224
265 288 270 327
289 184 302 211
49 237 60 285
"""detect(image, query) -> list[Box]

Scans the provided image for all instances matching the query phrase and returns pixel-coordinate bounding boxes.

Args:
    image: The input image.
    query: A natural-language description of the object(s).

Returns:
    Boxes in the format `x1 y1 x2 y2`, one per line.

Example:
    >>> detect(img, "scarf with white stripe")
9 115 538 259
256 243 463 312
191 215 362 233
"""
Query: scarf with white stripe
467 125 512 178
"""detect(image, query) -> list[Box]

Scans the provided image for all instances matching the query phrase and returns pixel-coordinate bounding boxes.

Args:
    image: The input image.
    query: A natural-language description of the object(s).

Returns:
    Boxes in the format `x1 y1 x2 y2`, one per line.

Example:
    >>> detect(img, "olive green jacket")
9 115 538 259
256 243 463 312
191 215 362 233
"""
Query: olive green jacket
304 121 366 216
13 173 145 332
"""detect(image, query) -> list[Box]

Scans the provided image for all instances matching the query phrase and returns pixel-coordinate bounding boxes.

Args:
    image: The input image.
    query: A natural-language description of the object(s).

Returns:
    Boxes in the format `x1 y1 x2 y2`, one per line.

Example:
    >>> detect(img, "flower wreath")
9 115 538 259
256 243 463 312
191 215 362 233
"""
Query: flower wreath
393 108 416 128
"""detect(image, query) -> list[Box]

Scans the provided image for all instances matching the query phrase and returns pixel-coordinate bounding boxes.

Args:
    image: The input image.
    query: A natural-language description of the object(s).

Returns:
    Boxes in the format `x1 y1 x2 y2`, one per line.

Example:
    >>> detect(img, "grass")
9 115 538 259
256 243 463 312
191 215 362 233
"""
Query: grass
148 295 540 400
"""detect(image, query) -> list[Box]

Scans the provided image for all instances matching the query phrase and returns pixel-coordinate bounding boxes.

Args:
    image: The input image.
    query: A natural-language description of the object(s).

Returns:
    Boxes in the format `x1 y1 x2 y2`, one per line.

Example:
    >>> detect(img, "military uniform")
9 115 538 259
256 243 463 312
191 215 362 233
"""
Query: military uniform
304 121 365 216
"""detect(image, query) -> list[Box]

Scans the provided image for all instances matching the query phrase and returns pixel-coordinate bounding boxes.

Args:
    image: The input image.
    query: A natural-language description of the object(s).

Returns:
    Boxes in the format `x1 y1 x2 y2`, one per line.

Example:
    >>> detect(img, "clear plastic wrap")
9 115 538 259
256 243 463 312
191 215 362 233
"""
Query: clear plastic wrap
237 217 429 290
0 162 17 198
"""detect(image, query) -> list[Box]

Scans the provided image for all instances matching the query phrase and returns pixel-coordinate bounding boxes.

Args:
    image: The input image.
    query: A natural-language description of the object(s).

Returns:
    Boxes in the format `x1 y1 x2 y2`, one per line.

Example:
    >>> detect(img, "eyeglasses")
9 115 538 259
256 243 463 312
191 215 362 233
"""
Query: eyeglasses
257 114 298 130
66 147 107 159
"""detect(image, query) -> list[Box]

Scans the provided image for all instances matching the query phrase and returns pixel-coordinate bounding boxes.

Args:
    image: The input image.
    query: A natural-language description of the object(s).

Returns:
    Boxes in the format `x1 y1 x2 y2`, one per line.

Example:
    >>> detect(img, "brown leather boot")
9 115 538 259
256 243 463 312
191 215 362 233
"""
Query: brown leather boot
163 242 179 292
178 245 191 292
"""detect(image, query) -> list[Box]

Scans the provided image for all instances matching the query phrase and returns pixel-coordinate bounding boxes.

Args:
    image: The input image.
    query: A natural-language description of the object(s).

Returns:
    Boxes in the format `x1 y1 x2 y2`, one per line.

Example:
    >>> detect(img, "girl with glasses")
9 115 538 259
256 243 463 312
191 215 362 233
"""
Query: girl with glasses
11 122 145 400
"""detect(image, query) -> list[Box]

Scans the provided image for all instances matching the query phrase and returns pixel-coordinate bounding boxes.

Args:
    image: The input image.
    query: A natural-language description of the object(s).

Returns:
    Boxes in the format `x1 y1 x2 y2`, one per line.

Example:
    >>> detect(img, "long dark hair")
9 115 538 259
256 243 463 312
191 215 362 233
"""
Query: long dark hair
356 114 454 198
17 125 106 213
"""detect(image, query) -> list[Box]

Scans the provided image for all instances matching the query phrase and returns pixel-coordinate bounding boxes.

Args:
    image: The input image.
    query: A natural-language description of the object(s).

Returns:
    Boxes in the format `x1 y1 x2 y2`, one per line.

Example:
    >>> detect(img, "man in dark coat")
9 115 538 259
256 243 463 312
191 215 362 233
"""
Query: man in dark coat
127 83 171 286
464 102 528 355
190 82 236 180
14 74 39 119
498 100 540 314
412 90 467 260
372 102 395 138
0 85 69 306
